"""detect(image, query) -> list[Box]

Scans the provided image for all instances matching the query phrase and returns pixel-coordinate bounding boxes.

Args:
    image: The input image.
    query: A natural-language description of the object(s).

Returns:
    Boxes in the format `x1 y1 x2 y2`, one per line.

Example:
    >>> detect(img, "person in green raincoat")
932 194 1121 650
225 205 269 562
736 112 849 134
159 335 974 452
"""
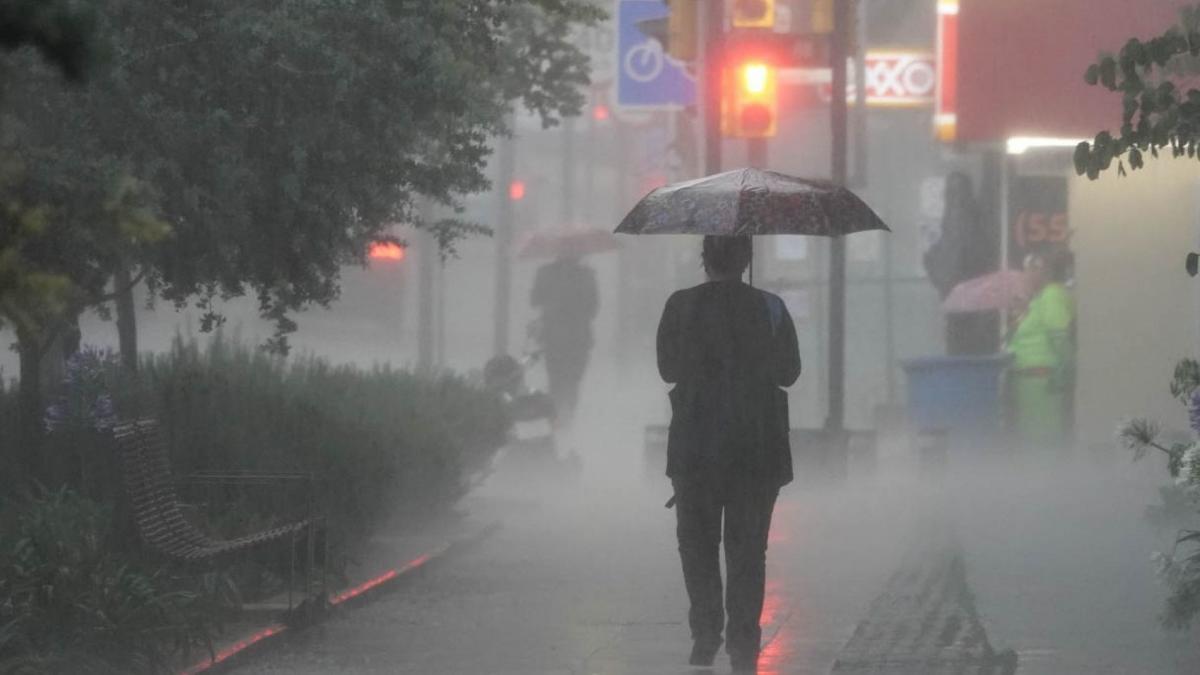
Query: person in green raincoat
1007 249 1075 449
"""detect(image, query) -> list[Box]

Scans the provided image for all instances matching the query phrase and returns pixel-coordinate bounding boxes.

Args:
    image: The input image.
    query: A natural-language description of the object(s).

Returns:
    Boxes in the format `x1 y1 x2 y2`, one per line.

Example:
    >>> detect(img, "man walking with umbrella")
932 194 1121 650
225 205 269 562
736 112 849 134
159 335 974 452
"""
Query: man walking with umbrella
619 167 887 671
656 236 801 671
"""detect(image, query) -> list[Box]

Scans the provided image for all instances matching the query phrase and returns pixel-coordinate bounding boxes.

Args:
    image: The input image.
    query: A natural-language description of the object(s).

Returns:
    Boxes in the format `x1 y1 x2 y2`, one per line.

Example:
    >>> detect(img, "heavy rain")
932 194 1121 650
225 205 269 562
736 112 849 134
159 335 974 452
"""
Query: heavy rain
3 1 1200 674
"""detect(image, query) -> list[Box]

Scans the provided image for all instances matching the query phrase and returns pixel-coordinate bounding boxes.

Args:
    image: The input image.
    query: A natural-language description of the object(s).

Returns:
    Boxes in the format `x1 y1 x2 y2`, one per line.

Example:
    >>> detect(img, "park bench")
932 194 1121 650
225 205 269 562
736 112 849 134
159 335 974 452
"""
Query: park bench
112 418 325 612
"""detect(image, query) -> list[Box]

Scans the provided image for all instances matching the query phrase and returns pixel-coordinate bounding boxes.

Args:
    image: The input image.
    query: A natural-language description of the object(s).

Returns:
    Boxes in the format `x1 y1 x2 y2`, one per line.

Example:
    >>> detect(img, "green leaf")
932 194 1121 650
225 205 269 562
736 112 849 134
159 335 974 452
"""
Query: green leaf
1099 56 1118 89
1085 64 1100 85
1073 142 1091 175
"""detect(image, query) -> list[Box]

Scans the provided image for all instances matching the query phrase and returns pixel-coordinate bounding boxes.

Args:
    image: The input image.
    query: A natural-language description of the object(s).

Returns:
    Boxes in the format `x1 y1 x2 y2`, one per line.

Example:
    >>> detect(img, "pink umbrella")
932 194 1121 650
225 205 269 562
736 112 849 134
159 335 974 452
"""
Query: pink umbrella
942 269 1034 314
517 227 621 259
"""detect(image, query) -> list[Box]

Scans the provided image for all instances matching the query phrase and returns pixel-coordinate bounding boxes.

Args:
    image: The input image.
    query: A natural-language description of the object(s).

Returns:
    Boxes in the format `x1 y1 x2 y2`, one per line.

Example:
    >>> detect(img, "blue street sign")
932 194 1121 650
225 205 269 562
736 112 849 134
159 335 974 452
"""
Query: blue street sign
616 0 697 109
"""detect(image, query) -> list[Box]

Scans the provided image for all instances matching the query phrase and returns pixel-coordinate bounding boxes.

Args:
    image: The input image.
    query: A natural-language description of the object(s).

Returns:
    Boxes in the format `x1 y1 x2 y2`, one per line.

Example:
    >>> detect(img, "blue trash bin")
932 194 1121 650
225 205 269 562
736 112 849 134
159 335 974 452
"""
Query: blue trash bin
901 354 1011 434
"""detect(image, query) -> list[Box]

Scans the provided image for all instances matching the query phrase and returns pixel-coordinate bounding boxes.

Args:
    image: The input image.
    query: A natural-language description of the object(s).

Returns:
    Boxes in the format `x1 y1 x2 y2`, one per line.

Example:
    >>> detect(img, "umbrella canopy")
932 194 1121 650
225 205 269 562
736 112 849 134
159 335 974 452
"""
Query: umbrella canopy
615 168 889 237
517 227 621 259
942 268 1034 314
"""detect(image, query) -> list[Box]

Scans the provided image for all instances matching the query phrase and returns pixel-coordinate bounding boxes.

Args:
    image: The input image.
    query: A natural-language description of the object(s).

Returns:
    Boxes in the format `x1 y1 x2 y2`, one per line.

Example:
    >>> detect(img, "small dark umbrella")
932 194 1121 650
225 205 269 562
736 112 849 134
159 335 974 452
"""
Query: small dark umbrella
616 168 889 283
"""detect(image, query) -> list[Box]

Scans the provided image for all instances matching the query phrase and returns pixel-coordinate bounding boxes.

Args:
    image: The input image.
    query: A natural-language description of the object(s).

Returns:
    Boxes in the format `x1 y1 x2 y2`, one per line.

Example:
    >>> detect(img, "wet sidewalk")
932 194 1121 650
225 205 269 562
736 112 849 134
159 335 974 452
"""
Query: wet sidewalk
229 361 1200 674
233 470 928 675
230 457 1200 675
951 456 1200 675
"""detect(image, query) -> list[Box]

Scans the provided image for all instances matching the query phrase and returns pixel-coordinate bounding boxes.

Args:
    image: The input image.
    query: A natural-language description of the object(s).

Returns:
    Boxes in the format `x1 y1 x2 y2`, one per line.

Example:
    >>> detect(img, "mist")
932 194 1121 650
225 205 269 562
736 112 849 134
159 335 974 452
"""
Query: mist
5 1 1200 674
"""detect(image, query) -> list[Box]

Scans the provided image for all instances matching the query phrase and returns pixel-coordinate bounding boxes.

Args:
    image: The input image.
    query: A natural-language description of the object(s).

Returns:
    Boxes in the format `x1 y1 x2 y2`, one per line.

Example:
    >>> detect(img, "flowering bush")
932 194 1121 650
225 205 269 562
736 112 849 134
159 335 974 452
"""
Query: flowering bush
1119 358 1200 628
43 346 120 434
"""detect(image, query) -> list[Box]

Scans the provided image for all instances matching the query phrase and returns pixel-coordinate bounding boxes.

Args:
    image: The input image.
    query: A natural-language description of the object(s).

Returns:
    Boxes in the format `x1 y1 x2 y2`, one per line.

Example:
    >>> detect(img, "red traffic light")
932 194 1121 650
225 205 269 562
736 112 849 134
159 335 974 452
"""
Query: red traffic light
368 241 406 261
508 180 526 201
722 60 778 138
592 104 610 122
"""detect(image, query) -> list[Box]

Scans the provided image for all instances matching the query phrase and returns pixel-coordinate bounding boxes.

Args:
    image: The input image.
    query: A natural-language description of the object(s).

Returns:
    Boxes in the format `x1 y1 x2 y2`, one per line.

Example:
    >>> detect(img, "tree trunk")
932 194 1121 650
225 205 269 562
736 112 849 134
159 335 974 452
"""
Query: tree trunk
114 265 138 373
15 327 45 485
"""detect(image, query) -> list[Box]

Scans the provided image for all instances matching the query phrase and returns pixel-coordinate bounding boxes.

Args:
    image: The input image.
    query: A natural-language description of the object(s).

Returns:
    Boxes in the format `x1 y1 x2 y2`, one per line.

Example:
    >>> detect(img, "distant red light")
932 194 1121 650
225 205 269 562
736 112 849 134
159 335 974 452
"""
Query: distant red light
368 241 406 261
508 180 526 201
593 104 610 122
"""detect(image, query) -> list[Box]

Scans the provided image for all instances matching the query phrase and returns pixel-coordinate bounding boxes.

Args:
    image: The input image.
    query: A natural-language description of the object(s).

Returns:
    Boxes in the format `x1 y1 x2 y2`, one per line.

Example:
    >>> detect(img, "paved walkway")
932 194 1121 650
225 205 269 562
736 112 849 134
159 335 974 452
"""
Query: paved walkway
237 475 927 675
233 363 1200 674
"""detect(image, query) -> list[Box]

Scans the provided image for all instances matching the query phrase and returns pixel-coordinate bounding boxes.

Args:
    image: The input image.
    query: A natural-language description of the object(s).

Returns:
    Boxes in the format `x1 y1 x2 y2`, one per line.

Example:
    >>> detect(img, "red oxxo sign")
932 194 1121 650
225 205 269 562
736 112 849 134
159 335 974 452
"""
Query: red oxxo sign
809 51 937 107
857 51 937 106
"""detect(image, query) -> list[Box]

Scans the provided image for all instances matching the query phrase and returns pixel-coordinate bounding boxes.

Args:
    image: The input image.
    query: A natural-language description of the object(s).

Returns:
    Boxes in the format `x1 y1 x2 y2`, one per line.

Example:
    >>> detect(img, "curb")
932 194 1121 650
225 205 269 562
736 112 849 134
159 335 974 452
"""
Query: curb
179 520 502 675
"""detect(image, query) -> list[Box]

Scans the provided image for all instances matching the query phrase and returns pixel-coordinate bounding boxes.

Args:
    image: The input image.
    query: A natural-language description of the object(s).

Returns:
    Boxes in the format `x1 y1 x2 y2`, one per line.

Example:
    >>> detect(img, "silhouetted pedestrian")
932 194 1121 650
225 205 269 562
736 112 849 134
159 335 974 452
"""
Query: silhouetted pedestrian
530 254 598 428
656 236 801 672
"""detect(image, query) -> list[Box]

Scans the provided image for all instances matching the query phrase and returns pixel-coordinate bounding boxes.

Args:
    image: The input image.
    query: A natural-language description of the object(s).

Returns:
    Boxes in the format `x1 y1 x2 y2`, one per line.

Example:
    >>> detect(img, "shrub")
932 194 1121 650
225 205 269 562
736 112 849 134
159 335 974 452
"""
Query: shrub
0 488 222 674
0 336 508 670
1120 359 1200 628
121 335 510 537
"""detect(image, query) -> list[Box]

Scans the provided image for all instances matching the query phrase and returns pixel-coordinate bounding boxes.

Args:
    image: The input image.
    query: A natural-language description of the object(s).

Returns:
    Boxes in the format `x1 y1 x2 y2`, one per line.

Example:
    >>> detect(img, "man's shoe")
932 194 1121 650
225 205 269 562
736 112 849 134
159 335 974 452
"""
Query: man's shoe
689 639 722 667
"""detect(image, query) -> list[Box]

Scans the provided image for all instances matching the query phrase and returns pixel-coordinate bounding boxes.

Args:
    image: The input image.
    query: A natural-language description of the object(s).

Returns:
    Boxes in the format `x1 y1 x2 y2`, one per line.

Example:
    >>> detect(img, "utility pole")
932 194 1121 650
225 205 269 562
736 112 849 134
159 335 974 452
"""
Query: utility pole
826 0 852 431
702 0 724 176
562 116 577 224
417 200 436 372
493 121 516 357
436 256 446 368
747 137 767 286
585 101 597 225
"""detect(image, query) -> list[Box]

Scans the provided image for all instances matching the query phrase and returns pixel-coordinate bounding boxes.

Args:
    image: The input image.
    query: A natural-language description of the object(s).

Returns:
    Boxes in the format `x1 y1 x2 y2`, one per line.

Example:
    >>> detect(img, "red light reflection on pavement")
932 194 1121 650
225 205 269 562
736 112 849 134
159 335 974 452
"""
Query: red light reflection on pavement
759 502 796 674
178 551 439 674
757 581 793 674
179 623 286 675
329 553 431 606
330 569 400 606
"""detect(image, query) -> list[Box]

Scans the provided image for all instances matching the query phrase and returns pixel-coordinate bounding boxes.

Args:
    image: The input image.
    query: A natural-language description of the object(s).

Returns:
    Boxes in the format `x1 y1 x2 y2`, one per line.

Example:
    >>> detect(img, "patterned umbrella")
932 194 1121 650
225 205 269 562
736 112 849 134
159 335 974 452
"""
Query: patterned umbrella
942 268 1034 314
615 168 890 236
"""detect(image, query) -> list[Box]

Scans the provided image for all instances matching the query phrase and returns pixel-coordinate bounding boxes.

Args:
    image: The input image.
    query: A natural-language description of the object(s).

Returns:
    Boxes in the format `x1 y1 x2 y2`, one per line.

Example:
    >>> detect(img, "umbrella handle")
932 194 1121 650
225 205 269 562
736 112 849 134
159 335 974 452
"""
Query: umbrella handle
749 240 755 287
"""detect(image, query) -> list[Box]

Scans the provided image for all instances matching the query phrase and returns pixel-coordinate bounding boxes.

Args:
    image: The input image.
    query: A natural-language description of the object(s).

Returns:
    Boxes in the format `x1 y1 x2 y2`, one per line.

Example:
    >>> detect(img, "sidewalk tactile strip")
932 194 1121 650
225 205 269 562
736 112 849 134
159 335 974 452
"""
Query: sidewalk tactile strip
831 532 1018 675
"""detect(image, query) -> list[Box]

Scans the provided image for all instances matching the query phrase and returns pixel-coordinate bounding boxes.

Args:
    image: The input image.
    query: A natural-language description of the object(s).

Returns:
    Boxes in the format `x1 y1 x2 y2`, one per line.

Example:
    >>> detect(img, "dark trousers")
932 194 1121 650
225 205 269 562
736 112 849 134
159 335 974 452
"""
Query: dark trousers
673 471 778 659
544 348 588 427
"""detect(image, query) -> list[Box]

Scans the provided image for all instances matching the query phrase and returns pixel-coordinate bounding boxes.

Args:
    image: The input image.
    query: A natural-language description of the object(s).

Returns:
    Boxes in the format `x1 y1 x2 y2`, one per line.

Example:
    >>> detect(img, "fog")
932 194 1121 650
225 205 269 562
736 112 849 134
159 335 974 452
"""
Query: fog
6 1 1200 674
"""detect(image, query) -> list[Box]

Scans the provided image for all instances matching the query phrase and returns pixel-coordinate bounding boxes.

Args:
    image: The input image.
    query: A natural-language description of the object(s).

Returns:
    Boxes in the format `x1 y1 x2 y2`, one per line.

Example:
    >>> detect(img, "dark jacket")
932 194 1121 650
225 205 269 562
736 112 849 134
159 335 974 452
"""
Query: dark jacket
531 258 598 357
656 280 801 487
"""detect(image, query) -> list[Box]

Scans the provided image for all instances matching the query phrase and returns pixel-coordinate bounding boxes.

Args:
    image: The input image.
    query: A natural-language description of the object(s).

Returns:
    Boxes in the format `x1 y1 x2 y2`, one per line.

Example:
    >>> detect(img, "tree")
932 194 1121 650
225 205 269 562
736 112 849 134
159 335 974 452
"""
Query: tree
0 0 94 81
1075 7 1200 179
0 0 107 484
2 0 601 480
9 0 600 353
1084 6 1200 629
0 135 165 480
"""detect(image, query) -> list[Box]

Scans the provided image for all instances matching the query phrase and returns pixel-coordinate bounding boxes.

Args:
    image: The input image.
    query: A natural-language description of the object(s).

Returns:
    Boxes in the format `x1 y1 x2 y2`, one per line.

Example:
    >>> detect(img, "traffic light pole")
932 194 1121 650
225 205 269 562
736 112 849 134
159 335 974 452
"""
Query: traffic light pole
747 136 767 286
826 0 851 431
702 0 724 176
493 119 515 357
562 116 576 224
417 199 436 372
